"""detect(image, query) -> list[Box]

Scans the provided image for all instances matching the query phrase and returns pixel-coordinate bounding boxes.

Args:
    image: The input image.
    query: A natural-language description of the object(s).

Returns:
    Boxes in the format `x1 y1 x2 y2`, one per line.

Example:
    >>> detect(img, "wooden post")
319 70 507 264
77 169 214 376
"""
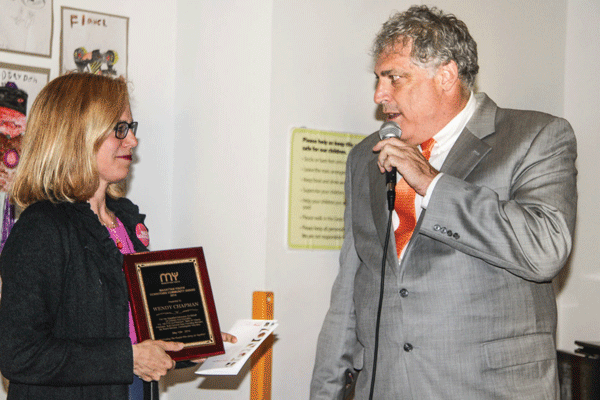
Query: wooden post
250 291 274 400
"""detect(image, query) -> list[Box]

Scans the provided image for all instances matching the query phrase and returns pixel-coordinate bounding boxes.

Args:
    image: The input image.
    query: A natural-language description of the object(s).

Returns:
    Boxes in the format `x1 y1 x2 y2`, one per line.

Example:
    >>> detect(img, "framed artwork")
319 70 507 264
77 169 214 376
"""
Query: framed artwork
0 62 50 116
60 7 128 77
0 62 50 254
0 0 54 57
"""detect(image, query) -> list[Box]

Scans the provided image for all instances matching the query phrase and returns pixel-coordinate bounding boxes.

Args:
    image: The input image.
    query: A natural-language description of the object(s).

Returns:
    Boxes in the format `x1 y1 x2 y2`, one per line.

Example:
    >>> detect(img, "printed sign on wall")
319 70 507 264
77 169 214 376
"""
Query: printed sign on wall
288 128 364 250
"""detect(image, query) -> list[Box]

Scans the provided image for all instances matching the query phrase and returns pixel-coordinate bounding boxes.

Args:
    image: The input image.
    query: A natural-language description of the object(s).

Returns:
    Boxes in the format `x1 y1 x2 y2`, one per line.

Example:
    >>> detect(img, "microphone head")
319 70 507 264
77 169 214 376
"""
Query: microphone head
378 121 401 140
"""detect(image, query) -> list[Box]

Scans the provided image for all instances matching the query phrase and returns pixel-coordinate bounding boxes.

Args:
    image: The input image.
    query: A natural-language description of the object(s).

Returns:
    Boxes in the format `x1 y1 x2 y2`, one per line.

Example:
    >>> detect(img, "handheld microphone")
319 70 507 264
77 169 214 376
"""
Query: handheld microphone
378 121 402 210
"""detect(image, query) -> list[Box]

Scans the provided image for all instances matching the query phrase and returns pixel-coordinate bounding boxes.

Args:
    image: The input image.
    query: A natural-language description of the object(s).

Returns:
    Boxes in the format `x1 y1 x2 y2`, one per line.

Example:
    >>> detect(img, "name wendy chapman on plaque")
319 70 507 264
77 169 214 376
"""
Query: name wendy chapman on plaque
123 247 224 361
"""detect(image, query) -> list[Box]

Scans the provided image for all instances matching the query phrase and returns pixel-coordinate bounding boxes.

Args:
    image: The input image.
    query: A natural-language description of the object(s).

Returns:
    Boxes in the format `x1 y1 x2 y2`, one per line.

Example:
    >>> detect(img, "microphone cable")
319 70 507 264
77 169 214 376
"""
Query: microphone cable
368 206 394 400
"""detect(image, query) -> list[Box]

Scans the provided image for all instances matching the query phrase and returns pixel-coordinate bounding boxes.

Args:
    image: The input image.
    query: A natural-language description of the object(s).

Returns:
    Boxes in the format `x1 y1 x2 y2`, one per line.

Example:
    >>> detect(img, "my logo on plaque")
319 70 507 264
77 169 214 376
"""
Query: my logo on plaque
160 272 179 284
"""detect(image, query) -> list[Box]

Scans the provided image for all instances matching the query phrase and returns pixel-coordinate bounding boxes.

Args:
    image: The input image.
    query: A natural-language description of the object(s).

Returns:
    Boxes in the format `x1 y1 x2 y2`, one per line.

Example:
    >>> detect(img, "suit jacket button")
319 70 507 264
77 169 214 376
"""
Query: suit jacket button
453 232 460 239
440 227 447 234
434 224 441 231
399 288 409 298
403 343 413 352
447 230 453 237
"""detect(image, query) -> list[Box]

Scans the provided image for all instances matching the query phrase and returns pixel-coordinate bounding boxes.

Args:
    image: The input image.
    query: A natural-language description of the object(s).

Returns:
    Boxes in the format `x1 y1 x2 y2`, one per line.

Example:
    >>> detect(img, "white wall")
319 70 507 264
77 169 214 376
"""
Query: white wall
165 0 272 398
556 0 600 350
1 0 598 399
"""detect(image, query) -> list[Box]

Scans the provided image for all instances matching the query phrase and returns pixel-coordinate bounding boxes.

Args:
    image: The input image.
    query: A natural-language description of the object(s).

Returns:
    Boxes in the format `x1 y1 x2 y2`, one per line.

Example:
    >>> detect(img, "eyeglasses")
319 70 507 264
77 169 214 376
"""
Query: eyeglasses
113 121 138 139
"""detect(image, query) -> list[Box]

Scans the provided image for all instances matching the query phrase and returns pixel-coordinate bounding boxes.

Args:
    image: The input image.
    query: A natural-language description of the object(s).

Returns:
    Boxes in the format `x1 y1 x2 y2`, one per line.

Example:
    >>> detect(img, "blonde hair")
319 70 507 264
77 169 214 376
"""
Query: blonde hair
11 73 130 209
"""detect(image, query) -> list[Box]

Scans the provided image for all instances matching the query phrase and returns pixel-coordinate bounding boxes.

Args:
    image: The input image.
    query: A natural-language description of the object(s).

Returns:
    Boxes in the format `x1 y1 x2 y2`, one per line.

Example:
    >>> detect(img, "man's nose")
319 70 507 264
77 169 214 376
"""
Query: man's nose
374 80 390 105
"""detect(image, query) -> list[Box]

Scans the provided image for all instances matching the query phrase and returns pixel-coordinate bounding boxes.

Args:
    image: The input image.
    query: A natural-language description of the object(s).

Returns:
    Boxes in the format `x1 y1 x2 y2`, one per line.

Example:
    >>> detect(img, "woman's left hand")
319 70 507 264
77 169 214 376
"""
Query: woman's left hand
133 340 184 381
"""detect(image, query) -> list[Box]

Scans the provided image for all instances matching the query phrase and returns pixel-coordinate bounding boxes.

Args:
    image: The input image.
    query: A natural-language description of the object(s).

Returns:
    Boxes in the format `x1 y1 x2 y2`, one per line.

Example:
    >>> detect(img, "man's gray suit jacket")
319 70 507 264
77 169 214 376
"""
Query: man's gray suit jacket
310 93 577 399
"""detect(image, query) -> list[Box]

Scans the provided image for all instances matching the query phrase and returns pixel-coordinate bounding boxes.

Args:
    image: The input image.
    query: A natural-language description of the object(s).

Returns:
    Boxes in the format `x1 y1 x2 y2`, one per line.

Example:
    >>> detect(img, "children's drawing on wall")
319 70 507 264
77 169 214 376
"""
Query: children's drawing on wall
0 62 49 257
60 7 129 77
73 47 119 76
0 82 25 252
0 0 53 57
0 63 48 303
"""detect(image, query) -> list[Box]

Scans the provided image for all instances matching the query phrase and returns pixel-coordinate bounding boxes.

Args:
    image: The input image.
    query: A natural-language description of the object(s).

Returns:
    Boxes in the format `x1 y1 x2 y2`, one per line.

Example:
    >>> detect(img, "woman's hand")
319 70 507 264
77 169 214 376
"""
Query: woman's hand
190 332 237 364
132 340 184 381
221 332 237 344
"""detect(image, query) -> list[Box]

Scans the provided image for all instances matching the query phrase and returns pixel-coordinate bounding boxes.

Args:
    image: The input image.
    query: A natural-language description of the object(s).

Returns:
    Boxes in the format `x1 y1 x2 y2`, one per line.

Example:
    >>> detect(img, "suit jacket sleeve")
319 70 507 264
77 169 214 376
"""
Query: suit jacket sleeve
310 152 362 400
421 115 577 282
0 205 133 386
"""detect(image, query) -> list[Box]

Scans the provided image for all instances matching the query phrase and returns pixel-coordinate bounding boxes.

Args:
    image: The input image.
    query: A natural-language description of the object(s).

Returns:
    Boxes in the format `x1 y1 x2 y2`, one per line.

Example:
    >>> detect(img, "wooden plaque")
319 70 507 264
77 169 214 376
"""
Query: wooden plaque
123 247 224 361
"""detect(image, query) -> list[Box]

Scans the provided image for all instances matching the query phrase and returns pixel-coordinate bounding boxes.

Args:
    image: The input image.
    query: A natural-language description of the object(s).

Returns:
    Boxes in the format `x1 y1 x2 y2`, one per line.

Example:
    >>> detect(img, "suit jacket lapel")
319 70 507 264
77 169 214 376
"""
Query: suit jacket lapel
440 130 491 178
440 93 496 178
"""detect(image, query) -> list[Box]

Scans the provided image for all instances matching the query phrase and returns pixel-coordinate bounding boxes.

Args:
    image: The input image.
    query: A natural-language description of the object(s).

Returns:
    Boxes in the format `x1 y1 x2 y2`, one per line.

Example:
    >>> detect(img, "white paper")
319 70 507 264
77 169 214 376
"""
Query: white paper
196 319 278 376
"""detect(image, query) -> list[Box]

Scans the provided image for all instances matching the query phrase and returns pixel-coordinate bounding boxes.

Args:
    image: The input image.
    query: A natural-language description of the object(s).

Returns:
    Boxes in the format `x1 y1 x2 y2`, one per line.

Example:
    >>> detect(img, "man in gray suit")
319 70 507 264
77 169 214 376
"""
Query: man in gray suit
311 5 577 399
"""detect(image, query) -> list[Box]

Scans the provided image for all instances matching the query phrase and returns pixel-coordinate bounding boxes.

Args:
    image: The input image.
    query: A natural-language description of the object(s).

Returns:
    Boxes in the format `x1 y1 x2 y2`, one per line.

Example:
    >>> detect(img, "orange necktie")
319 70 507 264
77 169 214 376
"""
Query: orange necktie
394 138 436 256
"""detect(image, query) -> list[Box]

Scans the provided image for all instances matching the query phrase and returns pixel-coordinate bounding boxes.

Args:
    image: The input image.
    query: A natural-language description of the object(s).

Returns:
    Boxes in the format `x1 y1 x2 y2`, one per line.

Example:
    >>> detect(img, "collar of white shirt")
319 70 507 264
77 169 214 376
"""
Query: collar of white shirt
429 91 478 170
421 91 478 205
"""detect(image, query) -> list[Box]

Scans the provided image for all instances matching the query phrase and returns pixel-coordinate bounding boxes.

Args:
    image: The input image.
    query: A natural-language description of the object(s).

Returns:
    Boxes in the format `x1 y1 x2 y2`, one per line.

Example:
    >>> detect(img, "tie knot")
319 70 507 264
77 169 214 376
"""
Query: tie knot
420 138 436 160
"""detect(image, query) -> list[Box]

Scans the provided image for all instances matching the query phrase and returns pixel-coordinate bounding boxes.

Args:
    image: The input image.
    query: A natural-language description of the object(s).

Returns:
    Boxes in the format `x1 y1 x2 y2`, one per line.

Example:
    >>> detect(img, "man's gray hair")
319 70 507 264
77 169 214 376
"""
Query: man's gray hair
372 5 479 89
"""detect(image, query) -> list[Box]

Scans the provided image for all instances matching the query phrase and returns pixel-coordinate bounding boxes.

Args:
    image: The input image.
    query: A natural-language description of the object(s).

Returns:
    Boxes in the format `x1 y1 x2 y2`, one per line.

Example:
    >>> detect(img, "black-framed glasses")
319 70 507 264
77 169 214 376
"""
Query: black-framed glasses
113 121 138 139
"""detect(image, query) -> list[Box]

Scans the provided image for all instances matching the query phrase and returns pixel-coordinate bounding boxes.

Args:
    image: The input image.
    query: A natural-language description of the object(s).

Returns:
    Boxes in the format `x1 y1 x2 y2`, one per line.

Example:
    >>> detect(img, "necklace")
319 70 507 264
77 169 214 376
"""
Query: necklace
105 216 133 253
108 225 125 250
99 211 117 229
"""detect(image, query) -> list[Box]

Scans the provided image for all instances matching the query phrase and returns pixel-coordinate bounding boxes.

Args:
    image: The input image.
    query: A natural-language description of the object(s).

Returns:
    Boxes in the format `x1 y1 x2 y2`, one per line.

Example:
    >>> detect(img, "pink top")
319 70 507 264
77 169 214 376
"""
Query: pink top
106 217 138 345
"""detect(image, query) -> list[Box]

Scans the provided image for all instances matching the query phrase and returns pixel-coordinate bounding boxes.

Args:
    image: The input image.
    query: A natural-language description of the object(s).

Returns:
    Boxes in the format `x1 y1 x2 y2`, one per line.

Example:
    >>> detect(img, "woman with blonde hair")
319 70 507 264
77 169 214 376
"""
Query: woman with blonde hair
0 73 183 400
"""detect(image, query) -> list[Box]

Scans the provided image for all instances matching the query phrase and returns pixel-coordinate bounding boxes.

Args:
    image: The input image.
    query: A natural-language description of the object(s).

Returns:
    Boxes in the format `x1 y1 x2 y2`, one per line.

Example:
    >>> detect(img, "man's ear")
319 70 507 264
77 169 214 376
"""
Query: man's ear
438 60 460 92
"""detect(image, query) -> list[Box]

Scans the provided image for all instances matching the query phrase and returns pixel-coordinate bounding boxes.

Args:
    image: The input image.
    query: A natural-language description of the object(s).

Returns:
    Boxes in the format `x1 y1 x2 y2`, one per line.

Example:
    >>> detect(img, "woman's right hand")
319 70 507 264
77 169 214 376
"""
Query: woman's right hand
132 340 184 381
